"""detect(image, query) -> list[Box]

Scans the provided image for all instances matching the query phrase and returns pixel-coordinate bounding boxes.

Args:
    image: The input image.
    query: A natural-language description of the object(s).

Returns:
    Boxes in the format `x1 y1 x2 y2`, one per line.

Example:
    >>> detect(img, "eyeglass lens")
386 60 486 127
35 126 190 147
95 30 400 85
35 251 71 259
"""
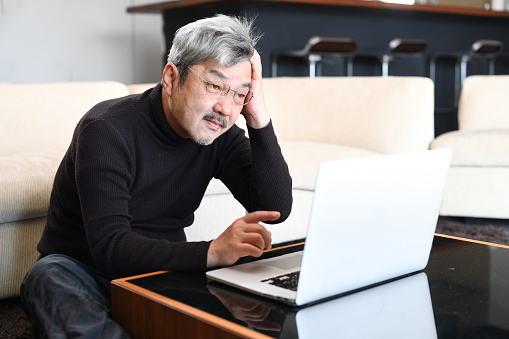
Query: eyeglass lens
205 81 253 105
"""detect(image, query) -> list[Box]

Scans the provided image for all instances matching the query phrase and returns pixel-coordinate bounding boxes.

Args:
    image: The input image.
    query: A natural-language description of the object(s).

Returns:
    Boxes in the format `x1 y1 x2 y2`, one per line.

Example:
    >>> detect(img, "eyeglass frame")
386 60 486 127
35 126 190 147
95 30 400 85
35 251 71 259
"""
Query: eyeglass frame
184 65 254 106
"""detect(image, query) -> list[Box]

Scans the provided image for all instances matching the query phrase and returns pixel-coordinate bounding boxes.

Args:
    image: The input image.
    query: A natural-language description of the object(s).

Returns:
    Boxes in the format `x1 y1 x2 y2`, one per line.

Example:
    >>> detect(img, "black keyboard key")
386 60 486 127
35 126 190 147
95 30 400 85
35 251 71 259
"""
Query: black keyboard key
261 271 300 291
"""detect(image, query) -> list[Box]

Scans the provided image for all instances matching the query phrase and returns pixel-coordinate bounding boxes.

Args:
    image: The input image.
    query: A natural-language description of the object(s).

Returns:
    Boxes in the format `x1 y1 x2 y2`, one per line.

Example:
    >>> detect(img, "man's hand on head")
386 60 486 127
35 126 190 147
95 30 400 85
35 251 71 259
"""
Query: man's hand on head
241 50 271 129
207 211 281 268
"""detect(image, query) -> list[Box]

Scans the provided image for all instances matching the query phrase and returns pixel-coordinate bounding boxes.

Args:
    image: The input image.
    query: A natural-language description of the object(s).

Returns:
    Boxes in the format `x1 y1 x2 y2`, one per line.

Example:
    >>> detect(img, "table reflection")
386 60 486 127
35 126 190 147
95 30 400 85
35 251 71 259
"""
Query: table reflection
126 237 509 338
129 269 435 338
292 273 435 338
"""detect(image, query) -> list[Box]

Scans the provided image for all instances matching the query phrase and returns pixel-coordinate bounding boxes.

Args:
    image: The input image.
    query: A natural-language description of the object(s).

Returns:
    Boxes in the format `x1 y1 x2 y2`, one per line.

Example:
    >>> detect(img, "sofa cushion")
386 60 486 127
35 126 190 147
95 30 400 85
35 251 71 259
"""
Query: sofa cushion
202 141 381 196
280 141 381 190
439 166 509 219
0 149 64 224
431 129 509 166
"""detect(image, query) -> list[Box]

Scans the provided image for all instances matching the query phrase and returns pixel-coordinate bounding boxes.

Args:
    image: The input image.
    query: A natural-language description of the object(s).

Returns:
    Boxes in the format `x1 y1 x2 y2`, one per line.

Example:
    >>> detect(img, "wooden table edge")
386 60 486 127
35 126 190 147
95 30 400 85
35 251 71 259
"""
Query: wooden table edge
435 232 509 250
112 271 273 339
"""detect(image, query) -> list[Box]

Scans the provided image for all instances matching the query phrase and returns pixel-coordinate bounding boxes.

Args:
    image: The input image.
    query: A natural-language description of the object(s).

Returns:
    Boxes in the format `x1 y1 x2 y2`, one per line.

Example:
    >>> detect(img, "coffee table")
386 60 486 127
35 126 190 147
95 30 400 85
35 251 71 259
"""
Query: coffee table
112 235 509 338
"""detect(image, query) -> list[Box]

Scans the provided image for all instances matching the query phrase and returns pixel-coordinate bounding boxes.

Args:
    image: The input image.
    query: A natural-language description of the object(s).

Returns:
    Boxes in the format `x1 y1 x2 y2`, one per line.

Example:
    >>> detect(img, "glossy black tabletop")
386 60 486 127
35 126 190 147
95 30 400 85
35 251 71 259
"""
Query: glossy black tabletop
127 236 509 338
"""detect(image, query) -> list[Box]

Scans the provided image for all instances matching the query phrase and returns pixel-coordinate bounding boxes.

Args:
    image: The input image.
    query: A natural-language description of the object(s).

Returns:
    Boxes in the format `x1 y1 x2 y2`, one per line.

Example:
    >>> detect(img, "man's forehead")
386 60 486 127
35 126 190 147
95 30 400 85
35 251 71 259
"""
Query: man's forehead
202 63 251 88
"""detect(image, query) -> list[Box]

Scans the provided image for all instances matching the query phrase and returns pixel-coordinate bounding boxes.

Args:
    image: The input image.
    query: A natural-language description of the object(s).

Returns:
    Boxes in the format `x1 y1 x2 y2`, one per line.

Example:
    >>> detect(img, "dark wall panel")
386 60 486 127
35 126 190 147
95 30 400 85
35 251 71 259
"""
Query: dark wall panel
161 2 509 135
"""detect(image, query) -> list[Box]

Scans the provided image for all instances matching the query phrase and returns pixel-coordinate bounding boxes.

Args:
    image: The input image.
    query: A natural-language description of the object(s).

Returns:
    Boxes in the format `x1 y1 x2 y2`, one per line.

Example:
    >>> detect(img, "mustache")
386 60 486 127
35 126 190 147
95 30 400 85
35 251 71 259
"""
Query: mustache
203 113 228 129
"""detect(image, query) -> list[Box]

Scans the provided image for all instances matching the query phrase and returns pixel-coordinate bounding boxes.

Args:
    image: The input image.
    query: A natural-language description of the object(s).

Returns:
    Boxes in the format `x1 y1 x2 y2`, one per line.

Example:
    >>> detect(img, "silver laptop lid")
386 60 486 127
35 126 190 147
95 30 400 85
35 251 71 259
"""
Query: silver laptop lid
296 148 452 305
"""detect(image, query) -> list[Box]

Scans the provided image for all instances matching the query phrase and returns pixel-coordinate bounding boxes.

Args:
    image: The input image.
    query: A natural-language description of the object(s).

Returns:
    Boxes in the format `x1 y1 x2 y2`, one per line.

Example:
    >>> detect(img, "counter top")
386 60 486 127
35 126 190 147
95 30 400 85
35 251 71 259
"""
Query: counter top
127 0 509 19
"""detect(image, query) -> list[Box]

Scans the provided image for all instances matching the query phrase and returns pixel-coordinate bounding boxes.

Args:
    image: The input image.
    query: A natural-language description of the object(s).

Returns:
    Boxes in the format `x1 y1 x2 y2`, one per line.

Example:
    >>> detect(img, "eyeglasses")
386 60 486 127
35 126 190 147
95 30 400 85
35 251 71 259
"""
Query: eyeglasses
186 66 254 106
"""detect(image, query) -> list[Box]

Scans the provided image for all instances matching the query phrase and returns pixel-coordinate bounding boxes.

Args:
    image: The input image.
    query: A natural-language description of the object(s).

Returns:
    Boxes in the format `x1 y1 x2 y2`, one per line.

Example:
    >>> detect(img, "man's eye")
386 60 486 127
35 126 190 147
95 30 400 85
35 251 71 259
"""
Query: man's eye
209 83 221 91
236 93 246 99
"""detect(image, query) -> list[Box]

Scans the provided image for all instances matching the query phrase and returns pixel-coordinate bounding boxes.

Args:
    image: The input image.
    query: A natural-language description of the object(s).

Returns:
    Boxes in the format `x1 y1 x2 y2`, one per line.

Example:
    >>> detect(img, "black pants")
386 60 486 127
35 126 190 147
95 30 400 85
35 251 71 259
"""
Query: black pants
20 254 130 339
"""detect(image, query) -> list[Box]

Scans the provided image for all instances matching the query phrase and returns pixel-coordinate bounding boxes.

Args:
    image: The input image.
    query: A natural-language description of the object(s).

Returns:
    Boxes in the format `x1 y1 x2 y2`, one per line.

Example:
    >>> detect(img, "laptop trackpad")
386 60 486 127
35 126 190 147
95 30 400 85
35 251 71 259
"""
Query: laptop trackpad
264 252 303 270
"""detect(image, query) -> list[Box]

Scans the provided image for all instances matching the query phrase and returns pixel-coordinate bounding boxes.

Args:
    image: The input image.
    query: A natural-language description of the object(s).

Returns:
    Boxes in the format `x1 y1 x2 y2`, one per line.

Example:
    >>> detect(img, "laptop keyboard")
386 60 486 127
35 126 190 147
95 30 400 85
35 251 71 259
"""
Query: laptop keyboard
261 271 300 291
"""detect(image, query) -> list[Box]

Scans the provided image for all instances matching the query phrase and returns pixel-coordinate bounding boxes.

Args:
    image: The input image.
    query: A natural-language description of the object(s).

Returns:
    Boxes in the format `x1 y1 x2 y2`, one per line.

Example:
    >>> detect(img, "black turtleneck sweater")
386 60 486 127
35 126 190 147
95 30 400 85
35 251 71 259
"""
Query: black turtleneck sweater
37 84 292 279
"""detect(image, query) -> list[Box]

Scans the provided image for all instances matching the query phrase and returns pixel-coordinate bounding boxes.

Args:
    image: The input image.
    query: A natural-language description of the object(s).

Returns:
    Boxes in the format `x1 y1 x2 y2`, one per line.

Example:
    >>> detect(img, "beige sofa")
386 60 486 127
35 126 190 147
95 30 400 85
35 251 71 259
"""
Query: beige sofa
0 76 434 299
431 75 509 219
189 77 435 246
0 82 131 299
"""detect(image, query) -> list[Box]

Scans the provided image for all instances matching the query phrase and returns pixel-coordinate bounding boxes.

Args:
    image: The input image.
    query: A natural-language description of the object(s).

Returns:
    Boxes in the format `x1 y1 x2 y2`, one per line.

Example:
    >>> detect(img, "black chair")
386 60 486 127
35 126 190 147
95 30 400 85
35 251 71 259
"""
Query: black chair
429 39 504 106
490 53 509 75
272 36 356 77
347 38 427 77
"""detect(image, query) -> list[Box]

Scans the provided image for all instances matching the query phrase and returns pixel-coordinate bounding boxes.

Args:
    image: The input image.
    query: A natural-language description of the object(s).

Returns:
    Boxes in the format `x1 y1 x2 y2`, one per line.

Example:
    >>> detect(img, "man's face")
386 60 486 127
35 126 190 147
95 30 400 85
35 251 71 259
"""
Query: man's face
163 60 252 145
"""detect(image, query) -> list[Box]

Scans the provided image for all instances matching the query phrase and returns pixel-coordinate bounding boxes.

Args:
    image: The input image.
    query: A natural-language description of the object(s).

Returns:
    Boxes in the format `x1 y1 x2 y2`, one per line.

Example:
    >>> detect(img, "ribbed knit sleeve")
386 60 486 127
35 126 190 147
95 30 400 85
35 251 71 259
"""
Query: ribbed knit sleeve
215 121 293 223
73 119 211 277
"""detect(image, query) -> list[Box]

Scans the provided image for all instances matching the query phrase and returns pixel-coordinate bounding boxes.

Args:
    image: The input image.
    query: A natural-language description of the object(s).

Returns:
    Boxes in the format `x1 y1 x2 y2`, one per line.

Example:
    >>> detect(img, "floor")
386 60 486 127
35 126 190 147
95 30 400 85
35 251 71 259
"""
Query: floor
2 216 509 339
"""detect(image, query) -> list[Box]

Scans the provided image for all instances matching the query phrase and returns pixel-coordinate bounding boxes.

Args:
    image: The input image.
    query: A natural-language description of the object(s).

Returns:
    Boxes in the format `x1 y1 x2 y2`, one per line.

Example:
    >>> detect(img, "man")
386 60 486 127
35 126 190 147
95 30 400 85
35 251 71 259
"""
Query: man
21 14 292 338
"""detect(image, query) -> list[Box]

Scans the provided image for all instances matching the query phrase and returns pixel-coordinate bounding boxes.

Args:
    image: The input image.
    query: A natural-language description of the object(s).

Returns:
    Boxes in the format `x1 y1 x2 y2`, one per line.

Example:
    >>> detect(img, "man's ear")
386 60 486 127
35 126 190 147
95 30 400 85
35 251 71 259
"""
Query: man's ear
162 63 179 97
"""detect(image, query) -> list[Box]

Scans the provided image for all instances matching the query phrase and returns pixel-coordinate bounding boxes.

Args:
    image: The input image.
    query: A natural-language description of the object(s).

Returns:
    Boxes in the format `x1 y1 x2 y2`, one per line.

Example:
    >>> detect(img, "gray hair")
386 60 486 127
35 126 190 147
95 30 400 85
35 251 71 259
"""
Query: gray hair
165 14 262 84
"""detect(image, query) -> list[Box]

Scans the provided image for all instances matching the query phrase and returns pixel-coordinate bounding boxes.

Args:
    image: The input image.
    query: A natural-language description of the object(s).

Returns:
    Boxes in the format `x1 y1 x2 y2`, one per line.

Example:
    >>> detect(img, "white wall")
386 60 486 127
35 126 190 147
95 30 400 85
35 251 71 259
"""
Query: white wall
0 0 165 85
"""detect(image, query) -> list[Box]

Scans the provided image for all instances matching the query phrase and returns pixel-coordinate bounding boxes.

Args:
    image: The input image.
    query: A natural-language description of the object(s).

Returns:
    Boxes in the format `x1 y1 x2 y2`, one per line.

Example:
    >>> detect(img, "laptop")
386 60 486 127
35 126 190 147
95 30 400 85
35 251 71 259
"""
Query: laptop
206 148 452 306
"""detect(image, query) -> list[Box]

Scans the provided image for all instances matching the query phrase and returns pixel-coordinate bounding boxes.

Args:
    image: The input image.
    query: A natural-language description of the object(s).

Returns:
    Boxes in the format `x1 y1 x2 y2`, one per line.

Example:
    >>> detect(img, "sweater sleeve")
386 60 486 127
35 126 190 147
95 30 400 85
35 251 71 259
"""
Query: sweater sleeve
216 121 293 223
75 119 210 277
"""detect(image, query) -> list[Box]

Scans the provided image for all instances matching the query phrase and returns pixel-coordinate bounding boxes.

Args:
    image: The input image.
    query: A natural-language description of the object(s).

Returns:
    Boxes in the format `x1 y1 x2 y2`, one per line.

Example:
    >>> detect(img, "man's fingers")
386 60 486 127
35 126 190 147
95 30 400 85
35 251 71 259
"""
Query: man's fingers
208 211 280 267
240 230 271 252
240 211 279 251
250 50 262 79
236 242 264 258
242 211 280 224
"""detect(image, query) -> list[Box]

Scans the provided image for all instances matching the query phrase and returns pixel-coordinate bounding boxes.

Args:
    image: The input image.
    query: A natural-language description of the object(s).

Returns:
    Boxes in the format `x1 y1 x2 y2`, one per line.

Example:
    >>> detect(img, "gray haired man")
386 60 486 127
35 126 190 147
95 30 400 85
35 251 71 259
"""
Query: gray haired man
21 14 292 338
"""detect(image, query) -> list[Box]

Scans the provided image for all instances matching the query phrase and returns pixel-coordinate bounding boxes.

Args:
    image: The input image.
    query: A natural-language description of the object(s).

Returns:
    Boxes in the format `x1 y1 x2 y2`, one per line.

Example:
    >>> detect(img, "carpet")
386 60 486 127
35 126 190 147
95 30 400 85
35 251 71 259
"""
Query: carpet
0 297 32 339
435 217 509 246
2 217 509 338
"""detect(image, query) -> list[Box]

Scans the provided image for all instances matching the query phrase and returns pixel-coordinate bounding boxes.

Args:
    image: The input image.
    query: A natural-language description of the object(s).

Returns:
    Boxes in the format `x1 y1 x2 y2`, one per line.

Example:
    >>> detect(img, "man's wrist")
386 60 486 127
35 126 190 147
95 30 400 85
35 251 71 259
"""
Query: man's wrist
248 118 270 129
244 113 270 129
207 240 219 268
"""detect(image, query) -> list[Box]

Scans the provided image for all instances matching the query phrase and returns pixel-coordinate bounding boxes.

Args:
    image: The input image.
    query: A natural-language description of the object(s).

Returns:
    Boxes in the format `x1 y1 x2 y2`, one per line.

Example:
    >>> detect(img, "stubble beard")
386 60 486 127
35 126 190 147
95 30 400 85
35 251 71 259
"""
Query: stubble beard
191 113 229 146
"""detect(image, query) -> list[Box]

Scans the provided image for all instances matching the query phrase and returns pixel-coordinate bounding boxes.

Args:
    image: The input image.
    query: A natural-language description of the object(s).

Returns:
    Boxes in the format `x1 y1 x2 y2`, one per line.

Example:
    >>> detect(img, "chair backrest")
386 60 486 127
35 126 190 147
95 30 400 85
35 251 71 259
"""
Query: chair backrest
259 76 434 154
307 36 356 55
469 40 503 58
458 75 509 130
0 81 129 157
388 38 427 57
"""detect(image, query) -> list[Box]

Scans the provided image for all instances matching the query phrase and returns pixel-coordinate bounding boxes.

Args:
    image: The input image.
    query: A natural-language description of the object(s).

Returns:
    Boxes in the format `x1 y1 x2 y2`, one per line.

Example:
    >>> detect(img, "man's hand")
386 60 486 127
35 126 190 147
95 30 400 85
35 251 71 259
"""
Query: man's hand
241 50 270 129
209 289 282 331
207 211 280 268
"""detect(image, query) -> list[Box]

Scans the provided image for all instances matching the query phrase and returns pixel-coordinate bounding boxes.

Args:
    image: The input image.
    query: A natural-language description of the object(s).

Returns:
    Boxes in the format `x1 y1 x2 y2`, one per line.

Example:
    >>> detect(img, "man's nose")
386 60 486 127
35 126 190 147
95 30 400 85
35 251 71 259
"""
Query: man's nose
213 93 237 116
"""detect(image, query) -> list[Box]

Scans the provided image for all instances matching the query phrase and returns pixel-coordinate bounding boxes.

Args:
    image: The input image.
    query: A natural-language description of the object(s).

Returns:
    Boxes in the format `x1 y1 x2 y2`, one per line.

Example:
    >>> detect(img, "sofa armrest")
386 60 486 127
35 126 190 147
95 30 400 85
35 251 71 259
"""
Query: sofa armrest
0 149 64 224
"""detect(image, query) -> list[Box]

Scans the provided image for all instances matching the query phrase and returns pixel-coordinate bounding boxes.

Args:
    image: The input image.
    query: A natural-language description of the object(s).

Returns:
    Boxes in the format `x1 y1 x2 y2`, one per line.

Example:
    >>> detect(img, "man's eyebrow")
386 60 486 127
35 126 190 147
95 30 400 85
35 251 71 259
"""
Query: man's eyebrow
208 69 228 80
208 69 251 89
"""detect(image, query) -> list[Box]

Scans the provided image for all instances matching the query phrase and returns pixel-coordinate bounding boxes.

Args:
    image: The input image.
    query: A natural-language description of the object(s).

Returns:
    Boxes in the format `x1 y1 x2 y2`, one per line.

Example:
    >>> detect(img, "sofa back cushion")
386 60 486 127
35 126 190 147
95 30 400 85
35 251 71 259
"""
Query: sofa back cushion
260 76 434 154
0 81 129 157
458 75 509 131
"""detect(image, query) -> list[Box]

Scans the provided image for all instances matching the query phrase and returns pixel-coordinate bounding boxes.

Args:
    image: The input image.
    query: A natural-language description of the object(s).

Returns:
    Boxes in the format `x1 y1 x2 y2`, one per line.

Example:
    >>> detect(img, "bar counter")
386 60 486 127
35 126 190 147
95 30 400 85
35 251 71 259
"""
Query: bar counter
128 0 509 19
128 0 509 134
